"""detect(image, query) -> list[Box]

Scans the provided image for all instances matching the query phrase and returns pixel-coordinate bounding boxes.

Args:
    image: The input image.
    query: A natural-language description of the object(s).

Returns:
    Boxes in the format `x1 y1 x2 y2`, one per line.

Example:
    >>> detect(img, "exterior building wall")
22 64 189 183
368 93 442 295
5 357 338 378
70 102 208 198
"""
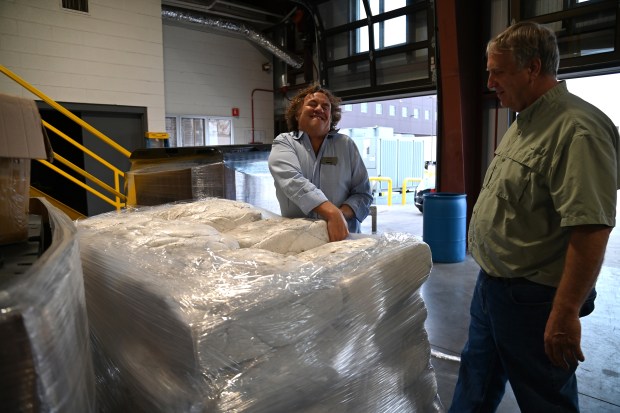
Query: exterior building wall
338 96 437 136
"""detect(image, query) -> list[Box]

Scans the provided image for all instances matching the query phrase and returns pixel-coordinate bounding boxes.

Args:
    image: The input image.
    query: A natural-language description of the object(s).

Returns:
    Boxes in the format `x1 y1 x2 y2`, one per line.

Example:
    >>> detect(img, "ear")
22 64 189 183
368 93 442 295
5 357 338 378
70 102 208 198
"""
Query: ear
529 58 542 77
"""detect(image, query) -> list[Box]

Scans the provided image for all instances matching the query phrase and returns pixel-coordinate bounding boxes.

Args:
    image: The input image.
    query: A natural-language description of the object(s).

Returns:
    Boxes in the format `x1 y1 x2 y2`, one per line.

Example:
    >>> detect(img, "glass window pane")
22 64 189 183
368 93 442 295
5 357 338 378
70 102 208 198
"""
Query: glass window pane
521 0 600 19
412 10 428 42
542 10 617 59
327 29 364 60
373 11 427 50
370 0 379 15
181 118 205 147
386 0 406 12
329 61 371 92
359 0 380 18
376 49 429 85
382 15 407 47
318 0 356 29
521 0 563 19
357 25 370 53
166 116 177 147
206 119 233 145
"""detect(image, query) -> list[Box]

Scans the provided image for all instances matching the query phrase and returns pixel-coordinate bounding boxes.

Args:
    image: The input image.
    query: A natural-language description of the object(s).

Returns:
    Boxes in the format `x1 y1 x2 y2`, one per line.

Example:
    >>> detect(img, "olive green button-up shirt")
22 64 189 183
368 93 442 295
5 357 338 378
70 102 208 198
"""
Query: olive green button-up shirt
469 81 619 287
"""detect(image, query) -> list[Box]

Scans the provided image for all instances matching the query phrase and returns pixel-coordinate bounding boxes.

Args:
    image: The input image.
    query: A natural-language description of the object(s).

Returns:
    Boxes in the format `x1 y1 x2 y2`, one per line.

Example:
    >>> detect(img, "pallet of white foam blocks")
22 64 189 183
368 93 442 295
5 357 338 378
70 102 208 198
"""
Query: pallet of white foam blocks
77 198 444 413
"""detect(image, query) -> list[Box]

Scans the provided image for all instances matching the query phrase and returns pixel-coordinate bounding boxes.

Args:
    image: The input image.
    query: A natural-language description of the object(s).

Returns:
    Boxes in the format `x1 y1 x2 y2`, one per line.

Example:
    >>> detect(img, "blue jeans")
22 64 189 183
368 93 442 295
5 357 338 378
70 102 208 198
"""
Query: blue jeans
448 270 596 413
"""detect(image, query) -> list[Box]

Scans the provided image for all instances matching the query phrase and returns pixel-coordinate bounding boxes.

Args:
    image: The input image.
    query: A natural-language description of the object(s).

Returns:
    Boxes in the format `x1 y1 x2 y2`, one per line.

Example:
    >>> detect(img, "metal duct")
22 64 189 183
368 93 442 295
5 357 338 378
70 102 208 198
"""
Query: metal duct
161 6 304 69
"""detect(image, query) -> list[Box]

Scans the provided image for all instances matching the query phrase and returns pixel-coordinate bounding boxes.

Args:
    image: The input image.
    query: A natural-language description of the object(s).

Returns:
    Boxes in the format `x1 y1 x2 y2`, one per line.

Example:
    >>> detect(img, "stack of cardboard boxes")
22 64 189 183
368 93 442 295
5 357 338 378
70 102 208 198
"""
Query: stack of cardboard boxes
0 93 51 245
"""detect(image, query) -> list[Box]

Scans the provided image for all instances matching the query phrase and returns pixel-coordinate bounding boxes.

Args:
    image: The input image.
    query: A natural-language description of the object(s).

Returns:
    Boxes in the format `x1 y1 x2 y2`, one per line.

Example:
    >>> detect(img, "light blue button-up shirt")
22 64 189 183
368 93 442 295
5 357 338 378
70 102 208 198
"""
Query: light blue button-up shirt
268 130 373 233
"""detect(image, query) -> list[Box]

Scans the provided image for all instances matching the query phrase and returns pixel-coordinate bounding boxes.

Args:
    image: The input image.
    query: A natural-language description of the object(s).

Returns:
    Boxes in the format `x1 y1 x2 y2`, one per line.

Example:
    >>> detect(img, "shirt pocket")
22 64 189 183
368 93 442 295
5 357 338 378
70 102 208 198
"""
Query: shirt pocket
486 155 532 204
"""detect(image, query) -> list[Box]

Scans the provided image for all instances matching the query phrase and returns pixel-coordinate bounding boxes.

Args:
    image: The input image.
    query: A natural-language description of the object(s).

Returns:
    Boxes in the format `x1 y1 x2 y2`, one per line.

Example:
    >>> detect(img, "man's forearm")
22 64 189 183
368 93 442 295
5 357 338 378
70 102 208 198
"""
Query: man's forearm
554 225 610 315
544 225 611 368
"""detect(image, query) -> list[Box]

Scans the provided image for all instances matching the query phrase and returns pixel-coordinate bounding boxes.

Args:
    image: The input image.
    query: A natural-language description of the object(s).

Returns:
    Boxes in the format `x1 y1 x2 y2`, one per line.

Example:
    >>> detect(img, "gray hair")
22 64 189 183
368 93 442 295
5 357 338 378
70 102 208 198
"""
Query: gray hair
487 21 559 76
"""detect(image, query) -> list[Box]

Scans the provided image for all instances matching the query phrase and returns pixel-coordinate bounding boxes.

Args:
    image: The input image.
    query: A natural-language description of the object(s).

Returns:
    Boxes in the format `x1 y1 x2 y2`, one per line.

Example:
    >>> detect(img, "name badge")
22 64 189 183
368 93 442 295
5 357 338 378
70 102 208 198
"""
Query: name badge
321 157 338 165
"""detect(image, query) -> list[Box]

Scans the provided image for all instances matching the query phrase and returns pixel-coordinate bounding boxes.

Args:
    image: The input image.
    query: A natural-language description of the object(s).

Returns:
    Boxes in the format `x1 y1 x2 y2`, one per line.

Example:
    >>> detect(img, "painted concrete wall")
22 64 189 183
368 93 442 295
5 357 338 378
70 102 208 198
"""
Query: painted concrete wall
162 24 275 144
0 0 166 132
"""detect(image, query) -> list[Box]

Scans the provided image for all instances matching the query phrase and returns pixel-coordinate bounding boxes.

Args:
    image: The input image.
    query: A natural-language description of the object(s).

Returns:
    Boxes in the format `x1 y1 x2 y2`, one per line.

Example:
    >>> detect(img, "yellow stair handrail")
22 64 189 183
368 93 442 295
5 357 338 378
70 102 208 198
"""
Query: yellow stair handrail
0 65 131 158
1 64 131 212
51 153 126 201
37 158 125 209
42 120 127 179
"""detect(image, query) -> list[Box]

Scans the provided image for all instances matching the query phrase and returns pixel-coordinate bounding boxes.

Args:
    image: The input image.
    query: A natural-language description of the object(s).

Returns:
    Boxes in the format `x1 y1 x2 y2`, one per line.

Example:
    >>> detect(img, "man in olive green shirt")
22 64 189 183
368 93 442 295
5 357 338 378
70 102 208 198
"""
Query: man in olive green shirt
450 22 619 413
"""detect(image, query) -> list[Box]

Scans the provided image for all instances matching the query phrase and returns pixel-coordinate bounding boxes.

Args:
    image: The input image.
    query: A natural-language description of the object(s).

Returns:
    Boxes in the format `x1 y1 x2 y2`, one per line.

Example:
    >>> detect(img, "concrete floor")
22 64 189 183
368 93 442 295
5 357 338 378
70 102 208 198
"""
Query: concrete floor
360 199 620 412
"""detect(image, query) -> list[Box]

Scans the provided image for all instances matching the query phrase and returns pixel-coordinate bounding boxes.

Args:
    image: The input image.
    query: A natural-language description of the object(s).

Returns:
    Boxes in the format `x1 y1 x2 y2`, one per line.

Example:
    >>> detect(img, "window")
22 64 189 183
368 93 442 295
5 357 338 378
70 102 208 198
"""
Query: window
389 105 395 116
318 0 435 99
375 103 383 114
361 102 368 113
357 0 407 52
401 107 408 117
165 117 177 145
208 119 233 145
62 0 88 13
181 117 205 147
413 108 419 119
512 0 620 74
344 104 353 112
424 110 429 120
167 115 234 147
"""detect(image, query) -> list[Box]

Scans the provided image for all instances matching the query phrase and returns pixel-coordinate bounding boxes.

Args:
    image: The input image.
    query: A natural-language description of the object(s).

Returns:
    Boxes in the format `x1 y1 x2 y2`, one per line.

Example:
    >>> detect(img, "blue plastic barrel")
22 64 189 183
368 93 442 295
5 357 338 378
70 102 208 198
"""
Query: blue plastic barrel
422 193 467 263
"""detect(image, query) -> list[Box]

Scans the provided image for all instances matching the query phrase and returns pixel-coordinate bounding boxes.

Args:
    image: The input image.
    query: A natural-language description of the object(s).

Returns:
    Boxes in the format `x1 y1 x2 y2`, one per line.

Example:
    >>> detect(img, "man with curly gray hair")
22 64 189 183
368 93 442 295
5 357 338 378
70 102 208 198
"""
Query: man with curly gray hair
268 83 372 241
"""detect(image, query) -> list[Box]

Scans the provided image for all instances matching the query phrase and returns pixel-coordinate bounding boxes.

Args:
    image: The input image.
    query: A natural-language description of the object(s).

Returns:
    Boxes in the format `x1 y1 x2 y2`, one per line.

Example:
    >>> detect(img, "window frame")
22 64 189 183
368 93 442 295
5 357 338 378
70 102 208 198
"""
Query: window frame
166 115 235 147
510 0 620 74
318 0 436 100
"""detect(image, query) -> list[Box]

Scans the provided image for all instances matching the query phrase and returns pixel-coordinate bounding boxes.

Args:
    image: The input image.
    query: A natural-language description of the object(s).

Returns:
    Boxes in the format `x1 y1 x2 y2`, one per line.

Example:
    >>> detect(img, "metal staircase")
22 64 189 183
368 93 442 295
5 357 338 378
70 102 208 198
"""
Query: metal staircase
1 65 130 218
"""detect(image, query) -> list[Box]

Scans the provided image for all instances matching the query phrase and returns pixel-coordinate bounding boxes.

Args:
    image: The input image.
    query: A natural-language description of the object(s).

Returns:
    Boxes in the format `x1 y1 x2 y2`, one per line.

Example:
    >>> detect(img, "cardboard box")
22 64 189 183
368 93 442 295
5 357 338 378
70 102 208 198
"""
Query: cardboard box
126 162 236 206
125 146 278 211
0 93 52 245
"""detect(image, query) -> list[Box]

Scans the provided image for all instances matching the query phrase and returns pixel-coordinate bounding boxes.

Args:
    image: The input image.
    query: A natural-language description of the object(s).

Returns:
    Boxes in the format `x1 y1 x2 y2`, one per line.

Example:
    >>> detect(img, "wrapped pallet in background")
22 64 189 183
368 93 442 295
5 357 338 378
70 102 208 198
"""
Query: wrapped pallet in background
126 145 280 215
78 198 443 412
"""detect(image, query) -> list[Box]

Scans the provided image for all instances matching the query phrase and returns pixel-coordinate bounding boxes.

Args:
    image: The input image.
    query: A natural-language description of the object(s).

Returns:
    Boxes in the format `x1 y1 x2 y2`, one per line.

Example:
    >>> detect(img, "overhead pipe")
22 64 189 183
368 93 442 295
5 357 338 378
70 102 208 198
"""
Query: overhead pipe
251 88 274 144
163 0 274 26
161 6 304 69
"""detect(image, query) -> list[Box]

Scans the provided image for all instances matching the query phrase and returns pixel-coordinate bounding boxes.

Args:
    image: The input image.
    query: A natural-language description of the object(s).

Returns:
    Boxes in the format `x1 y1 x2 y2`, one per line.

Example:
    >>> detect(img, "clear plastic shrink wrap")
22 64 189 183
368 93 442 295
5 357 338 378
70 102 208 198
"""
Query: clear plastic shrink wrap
77 198 443 412
126 147 280 215
0 198 96 412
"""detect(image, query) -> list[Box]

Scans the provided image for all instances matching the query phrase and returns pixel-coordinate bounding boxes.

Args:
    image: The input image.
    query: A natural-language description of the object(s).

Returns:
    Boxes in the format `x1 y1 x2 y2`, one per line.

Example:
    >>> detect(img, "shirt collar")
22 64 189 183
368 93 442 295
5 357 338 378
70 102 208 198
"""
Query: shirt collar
518 80 568 123
293 130 337 140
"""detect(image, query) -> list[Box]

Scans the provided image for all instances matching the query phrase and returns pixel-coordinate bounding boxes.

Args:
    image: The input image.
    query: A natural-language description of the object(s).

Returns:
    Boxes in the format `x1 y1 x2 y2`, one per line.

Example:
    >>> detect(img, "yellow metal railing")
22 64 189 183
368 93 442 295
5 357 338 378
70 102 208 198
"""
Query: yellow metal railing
369 176 393 206
401 177 422 205
1 64 130 211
